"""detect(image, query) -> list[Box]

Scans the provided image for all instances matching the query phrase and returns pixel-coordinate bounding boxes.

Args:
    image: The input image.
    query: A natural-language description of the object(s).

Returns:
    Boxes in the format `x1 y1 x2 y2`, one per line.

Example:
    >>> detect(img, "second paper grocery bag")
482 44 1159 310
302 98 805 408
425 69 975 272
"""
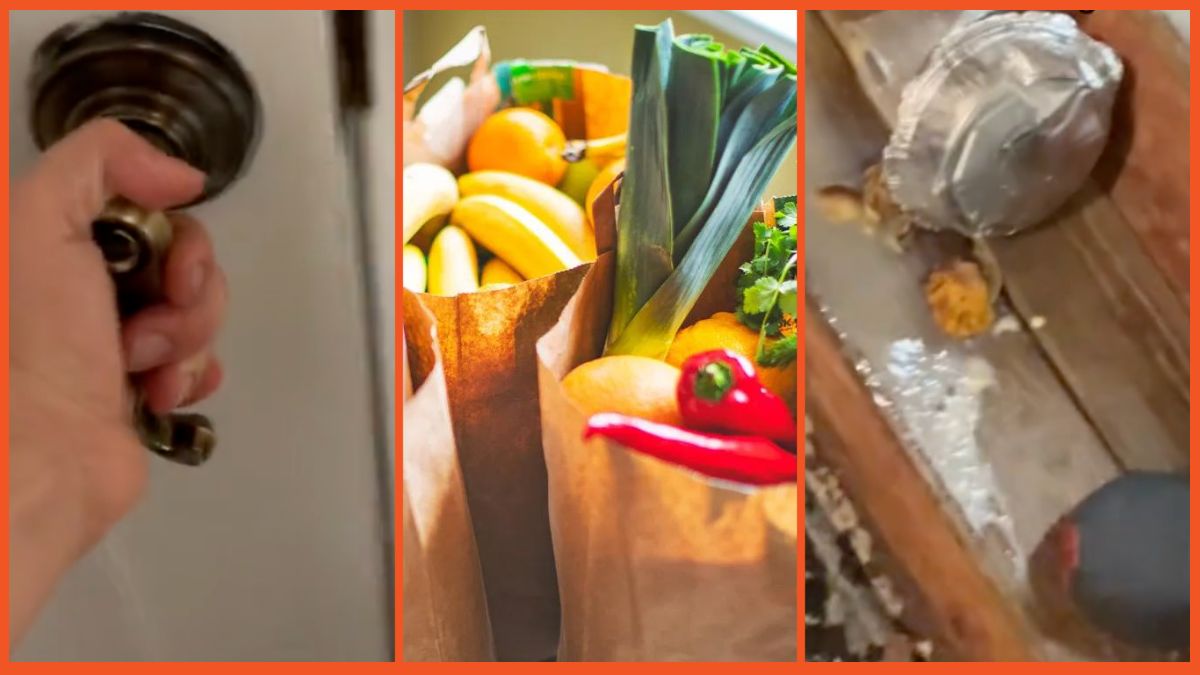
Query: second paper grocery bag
535 205 799 661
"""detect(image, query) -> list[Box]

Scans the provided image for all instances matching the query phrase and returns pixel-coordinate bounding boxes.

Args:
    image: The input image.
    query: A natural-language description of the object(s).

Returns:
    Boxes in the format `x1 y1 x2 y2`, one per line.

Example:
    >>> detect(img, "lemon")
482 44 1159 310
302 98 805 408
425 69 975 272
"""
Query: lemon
666 312 797 406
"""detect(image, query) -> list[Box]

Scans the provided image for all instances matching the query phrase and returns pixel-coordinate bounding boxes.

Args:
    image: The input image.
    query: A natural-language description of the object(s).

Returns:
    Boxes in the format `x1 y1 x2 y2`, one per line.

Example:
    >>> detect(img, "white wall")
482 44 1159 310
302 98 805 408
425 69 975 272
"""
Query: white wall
1160 10 1190 46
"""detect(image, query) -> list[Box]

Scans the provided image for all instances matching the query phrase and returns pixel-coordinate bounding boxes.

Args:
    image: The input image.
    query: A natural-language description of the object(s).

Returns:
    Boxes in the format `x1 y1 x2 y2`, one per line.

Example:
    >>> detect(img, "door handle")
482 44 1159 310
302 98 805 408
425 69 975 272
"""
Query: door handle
28 11 261 466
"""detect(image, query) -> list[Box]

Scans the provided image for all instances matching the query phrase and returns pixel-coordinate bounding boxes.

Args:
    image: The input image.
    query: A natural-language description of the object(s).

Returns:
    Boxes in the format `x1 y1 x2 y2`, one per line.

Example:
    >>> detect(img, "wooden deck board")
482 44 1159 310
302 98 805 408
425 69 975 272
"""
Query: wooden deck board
1077 10 1191 305
990 184 1189 471
807 309 1036 661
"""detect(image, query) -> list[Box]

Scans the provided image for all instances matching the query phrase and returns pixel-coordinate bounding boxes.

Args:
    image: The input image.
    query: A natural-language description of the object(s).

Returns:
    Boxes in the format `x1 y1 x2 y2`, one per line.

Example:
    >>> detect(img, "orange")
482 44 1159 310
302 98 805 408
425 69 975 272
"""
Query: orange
467 108 567 186
561 355 683 426
665 312 797 406
585 158 625 227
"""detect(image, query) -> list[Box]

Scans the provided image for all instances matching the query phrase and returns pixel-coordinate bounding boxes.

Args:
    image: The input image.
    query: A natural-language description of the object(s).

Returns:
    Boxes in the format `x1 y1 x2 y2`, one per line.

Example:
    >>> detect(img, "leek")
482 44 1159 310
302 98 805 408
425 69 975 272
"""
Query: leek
608 23 675 348
607 115 797 357
605 20 797 358
667 34 722 234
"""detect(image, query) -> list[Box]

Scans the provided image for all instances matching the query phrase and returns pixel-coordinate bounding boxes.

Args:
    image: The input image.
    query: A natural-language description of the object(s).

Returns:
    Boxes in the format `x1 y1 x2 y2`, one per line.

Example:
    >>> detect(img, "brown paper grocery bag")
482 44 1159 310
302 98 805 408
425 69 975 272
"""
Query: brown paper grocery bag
415 272 587 661
534 211 799 662
404 28 632 661
402 293 494 661
412 190 621 662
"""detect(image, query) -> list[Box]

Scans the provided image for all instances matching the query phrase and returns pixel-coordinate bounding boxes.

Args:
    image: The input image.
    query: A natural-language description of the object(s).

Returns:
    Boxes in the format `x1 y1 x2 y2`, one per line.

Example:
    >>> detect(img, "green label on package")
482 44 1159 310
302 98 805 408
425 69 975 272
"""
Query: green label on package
509 62 575 106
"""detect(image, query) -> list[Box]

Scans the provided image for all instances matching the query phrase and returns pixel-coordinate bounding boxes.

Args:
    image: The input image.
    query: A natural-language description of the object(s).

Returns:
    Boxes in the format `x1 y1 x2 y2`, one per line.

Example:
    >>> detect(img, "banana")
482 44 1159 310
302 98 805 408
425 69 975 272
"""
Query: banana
458 171 596 259
563 133 627 165
580 133 627 164
481 257 524 286
402 244 427 292
427 225 478 296
451 195 582 281
403 163 458 245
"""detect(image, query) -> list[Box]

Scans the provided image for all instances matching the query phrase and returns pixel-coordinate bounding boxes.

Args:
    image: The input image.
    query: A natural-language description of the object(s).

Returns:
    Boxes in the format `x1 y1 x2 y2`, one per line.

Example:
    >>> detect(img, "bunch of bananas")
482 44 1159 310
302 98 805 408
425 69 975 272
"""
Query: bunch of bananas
402 128 625 296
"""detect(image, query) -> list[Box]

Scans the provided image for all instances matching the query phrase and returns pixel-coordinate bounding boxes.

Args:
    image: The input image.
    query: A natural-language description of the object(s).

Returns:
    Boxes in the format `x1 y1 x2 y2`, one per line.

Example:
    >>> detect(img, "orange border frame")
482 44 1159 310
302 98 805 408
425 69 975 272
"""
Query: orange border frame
0 4 1195 668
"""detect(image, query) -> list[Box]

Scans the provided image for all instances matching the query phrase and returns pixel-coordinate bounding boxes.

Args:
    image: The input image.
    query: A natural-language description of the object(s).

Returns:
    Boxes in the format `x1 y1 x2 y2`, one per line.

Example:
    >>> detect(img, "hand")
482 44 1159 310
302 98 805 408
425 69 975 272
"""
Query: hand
10 119 228 641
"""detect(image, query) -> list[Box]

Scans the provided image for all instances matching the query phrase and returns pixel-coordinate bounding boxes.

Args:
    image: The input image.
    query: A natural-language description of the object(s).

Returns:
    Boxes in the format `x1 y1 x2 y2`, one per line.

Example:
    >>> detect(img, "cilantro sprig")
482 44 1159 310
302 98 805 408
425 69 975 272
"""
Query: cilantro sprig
736 200 797 367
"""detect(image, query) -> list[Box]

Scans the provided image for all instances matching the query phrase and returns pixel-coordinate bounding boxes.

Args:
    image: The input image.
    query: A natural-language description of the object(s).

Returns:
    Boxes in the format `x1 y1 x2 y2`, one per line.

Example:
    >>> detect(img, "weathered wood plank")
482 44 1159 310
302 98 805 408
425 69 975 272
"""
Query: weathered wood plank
1077 10 1190 305
807 308 1036 661
990 183 1190 471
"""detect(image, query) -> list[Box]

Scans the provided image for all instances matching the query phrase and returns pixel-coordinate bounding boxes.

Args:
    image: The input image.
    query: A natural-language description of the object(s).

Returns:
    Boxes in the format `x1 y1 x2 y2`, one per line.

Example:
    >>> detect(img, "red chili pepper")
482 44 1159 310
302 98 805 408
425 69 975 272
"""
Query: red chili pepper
583 413 796 486
677 349 796 446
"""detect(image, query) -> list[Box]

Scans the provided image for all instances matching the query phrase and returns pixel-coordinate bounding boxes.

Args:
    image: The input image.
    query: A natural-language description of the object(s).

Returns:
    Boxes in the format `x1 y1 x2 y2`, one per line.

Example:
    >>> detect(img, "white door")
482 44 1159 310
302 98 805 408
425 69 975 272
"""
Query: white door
9 10 394 661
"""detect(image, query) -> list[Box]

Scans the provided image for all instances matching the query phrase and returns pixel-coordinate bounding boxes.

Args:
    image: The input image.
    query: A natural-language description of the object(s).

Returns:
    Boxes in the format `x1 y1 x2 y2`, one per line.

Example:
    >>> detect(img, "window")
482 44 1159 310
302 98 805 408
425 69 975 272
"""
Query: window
686 10 797 53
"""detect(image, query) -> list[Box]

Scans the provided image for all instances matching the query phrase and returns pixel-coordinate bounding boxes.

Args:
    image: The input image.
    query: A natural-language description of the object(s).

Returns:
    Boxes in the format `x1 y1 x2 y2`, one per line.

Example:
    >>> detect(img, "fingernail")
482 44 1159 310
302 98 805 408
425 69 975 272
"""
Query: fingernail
188 264 207 302
128 333 172 371
173 371 199 409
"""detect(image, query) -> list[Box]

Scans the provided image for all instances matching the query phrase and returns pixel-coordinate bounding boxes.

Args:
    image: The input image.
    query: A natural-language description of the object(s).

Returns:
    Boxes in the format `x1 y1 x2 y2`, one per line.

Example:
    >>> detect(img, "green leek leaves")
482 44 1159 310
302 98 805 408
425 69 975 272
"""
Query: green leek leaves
605 19 797 358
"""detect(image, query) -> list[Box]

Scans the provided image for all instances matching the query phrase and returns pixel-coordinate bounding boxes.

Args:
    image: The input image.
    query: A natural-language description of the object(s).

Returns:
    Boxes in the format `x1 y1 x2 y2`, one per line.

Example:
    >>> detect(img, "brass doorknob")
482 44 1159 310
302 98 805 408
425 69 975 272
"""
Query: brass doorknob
29 12 261 466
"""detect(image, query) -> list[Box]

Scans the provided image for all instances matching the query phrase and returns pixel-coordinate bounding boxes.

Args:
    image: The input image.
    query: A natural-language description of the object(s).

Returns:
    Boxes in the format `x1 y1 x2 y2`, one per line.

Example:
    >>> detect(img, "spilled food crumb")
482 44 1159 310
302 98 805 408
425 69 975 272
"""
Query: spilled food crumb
925 259 995 338
991 315 1021 335
1030 315 1047 329
816 164 912 253
816 185 865 223
962 356 997 395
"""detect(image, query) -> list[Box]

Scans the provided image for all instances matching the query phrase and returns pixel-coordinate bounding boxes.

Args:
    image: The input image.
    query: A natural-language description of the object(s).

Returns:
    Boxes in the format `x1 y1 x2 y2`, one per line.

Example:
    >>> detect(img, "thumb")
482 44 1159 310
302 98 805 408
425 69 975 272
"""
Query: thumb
19 119 205 239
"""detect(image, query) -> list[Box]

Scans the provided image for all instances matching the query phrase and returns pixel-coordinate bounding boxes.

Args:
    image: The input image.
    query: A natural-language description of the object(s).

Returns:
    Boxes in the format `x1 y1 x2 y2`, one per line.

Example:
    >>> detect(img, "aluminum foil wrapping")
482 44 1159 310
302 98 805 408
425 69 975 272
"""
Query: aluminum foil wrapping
883 11 1124 237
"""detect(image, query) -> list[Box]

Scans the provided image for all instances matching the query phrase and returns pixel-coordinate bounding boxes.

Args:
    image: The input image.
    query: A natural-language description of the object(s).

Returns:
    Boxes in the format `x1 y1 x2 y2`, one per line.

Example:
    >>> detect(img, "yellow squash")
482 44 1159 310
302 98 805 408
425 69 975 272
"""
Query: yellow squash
427 225 479 296
458 171 596 259
451 195 581 281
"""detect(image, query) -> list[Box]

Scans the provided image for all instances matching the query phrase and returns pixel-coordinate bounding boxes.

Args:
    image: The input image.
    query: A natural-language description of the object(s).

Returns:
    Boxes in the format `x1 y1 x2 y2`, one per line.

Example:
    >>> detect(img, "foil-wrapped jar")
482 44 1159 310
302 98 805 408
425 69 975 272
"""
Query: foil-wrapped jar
883 12 1124 238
